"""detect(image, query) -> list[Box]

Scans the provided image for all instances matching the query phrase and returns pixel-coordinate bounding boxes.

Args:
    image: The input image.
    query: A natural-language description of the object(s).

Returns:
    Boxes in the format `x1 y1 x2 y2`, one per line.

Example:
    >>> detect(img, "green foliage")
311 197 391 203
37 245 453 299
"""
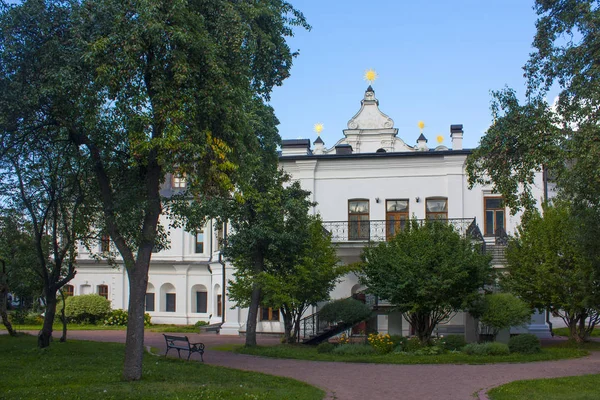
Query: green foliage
508 334 541 354
367 333 395 354
411 346 444 356
402 337 426 353
9 310 43 325
440 335 467 351
316 342 335 354
463 342 510 356
480 293 532 339
503 202 600 342
318 298 372 326
194 321 209 328
389 335 407 349
331 344 375 356
65 295 111 324
360 219 492 343
103 309 151 327
488 374 600 400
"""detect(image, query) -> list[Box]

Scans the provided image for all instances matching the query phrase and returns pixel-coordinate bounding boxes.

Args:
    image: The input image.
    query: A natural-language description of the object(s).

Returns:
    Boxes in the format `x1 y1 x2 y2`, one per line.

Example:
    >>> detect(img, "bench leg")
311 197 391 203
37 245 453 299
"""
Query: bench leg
177 349 181 359
187 351 191 361
165 348 171 357
200 352 204 362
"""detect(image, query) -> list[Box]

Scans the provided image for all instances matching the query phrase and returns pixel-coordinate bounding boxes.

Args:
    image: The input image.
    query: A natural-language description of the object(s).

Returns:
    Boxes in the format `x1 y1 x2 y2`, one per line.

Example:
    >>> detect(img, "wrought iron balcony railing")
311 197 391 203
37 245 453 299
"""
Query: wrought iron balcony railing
321 218 478 243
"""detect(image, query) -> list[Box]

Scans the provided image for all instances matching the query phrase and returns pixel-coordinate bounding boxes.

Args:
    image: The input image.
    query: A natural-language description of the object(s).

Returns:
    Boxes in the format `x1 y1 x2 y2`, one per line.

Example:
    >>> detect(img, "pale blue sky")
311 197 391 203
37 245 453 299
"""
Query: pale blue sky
269 0 541 150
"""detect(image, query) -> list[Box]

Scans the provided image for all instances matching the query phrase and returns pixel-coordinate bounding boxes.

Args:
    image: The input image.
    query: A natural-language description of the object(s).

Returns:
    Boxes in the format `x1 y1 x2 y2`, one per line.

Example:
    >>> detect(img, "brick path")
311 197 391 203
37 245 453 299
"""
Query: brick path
12 330 600 400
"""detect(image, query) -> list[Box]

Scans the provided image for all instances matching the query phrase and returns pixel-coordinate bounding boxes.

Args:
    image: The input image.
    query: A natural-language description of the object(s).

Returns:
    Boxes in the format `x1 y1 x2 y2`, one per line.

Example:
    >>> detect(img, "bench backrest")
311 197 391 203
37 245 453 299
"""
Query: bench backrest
164 334 190 347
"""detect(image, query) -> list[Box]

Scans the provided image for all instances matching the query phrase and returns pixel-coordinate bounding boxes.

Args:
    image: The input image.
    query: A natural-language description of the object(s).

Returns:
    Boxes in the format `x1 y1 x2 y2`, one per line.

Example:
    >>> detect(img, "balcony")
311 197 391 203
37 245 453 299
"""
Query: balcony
322 218 478 243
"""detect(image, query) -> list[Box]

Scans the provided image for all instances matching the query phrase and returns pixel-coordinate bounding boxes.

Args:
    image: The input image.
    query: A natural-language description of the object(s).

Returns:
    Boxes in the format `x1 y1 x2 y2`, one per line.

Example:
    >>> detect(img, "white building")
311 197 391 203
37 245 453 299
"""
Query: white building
70 85 551 338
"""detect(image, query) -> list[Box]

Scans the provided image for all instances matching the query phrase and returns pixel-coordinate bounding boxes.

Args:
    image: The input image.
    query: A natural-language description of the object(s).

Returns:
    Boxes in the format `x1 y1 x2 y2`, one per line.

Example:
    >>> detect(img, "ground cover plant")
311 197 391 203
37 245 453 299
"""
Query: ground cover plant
0 334 324 400
216 339 588 365
488 374 600 400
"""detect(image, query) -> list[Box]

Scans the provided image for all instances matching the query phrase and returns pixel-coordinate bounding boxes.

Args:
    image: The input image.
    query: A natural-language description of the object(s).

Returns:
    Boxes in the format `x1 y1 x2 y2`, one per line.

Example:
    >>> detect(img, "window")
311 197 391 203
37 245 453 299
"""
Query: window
348 200 369 240
484 197 505 236
63 284 74 297
145 293 155 312
426 198 448 220
196 291 207 313
98 285 108 299
172 172 186 189
195 231 204 253
166 293 176 312
100 234 110 252
217 294 222 317
260 307 279 321
386 199 409 240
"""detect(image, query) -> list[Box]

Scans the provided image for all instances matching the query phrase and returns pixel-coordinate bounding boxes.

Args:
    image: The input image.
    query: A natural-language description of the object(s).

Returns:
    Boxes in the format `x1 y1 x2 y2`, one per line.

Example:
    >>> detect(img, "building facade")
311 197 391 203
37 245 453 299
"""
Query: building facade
70 85 551 338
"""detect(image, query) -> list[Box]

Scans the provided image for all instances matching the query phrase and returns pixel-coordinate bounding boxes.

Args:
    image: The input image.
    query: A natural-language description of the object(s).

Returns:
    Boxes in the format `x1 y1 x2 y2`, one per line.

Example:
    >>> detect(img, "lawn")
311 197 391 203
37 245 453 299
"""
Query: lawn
553 327 600 338
488 374 600 400
3 323 200 333
0 334 324 400
213 341 592 365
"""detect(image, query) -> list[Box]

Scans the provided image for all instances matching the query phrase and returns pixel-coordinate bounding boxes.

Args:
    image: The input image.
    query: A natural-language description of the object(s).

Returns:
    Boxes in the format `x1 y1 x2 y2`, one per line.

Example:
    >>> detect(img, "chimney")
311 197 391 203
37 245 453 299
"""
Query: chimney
281 139 311 156
335 144 353 155
450 124 463 150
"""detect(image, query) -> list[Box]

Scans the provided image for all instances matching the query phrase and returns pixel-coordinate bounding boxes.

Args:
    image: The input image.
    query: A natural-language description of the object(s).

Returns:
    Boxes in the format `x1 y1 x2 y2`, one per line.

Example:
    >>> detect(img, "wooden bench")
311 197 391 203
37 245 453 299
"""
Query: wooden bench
163 334 205 361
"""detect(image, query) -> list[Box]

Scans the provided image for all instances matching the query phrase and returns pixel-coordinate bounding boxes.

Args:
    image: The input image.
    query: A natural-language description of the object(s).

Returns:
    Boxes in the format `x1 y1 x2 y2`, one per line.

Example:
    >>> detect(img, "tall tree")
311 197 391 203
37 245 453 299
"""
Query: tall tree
225 170 314 346
467 1 600 213
360 220 492 344
1 0 309 379
503 201 600 342
242 216 342 344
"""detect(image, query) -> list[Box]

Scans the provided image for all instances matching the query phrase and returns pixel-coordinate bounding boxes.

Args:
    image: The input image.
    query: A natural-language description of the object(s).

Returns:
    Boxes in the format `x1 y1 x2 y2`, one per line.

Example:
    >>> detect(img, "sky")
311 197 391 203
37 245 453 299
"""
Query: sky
268 0 541 150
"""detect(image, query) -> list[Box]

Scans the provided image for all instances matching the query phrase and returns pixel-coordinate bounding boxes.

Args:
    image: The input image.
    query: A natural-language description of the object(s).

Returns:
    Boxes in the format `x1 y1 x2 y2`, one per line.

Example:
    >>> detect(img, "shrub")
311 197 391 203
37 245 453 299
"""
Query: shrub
318 298 372 326
367 333 395 354
9 311 42 325
316 342 335 353
390 335 407 349
508 334 541 354
463 342 510 356
480 293 531 340
65 294 111 324
403 337 425 353
104 309 128 326
332 344 375 355
194 321 209 327
440 334 467 351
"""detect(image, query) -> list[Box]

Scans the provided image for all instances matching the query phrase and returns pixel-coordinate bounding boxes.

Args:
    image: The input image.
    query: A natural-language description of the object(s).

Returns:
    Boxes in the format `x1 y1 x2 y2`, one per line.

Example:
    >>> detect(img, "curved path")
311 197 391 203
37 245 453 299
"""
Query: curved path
53 331 600 400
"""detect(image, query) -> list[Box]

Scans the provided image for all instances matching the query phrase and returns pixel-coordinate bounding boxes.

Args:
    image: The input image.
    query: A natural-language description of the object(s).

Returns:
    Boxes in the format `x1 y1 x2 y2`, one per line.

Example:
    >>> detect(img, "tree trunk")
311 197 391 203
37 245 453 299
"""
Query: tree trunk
0 260 16 336
38 291 57 348
282 309 294 344
245 285 261 347
122 266 149 381
59 290 67 342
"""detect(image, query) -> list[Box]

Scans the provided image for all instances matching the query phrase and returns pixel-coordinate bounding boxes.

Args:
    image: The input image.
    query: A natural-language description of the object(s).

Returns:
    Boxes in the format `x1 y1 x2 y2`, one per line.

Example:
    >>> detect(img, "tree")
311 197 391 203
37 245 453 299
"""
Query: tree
479 293 531 341
259 217 343 344
503 201 600 342
225 170 314 347
467 1 600 213
360 220 492 344
0 0 308 379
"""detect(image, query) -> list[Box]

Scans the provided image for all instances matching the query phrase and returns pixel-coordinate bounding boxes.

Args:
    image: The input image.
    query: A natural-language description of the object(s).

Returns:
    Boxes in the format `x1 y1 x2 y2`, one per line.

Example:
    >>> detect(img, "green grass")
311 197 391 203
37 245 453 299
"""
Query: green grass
3 323 200 333
488 374 600 400
553 327 600 337
0 334 324 400
213 343 589 365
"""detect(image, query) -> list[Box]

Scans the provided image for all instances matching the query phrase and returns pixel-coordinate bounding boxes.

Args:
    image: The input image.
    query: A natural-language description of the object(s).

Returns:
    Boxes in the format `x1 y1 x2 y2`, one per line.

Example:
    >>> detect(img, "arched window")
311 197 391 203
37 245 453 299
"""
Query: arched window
191 284 208 313
160 283 176 312
145 283 155 312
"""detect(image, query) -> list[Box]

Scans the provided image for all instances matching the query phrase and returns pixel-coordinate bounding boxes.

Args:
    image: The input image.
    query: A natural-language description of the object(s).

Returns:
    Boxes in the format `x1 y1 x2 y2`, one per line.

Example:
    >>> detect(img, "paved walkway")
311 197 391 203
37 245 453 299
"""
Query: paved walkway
52 330 600 400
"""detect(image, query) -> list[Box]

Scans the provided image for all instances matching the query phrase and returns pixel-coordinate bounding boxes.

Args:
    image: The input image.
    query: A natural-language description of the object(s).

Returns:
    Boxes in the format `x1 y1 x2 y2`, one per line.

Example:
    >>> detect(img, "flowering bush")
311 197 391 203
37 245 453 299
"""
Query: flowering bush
367 333 394 354
103 309 151 326
338 333 350 345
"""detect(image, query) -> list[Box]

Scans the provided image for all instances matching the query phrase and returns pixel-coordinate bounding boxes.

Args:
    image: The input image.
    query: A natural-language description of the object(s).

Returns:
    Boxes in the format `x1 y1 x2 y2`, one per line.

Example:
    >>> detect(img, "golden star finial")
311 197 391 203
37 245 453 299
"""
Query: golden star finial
313 123 324 135
364 68 378 84
436 135 444 144
418 121 425 132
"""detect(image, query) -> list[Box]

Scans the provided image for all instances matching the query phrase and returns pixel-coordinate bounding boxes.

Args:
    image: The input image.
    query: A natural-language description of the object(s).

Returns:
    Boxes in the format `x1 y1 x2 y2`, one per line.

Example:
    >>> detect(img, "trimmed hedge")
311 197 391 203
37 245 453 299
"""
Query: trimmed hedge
65 295 111 324
318 298 372 326
508 334 541 354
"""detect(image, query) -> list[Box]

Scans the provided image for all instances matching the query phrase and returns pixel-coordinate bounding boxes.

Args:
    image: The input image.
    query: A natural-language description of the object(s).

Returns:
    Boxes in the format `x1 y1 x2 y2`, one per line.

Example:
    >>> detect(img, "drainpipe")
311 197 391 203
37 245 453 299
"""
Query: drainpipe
219 221 228 324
